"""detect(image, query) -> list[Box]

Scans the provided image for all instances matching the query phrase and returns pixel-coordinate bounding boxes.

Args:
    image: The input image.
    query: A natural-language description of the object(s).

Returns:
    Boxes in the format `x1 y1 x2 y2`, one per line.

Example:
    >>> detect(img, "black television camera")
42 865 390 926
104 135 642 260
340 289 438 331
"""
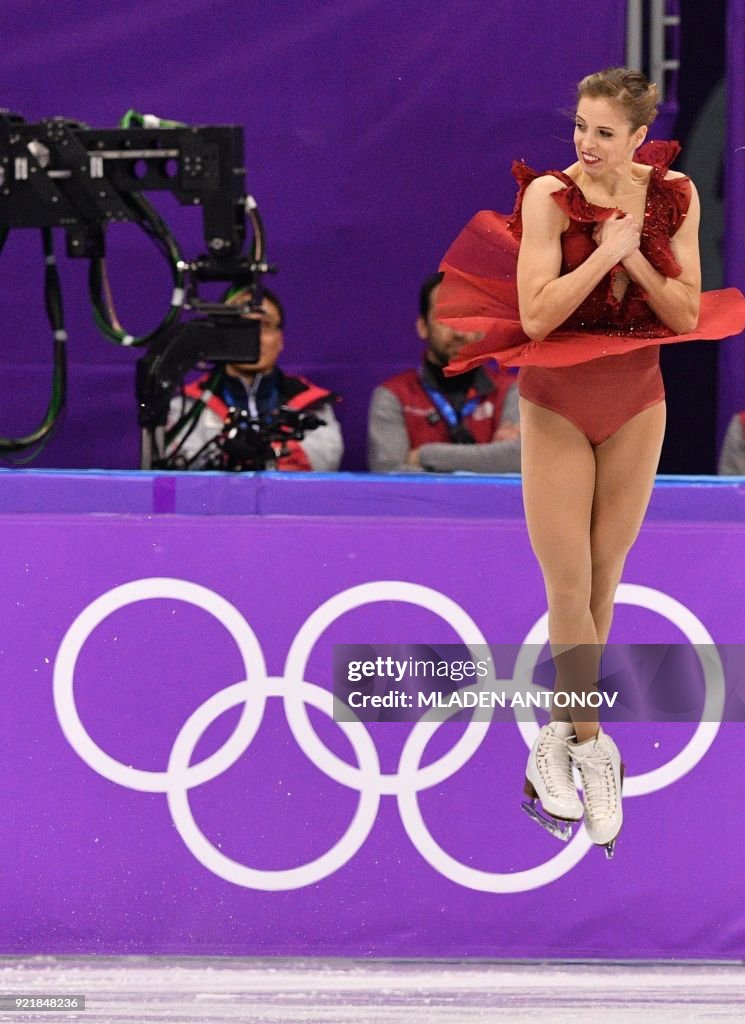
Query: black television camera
167 404 327 472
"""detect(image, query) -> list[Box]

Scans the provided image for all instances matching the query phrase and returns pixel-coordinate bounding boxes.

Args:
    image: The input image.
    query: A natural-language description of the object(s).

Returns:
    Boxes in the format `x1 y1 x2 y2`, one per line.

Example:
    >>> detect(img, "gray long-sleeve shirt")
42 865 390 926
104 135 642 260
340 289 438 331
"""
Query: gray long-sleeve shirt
367 381 521 474
718 413 745 475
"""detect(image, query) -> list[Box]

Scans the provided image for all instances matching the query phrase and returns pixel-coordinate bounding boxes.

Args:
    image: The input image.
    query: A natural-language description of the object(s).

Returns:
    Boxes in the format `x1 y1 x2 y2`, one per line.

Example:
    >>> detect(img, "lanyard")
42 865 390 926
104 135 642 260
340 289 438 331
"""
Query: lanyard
417 367 479 428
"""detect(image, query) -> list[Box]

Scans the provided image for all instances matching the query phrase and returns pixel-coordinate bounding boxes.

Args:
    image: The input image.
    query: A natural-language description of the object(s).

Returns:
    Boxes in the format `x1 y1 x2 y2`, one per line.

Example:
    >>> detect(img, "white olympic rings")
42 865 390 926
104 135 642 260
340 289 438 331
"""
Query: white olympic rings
53 577 723 893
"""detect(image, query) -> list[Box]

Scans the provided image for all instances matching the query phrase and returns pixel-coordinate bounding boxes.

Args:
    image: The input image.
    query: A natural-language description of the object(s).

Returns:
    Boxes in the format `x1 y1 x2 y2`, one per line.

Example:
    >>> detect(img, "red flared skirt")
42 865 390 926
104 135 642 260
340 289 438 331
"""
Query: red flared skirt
438 210 745 374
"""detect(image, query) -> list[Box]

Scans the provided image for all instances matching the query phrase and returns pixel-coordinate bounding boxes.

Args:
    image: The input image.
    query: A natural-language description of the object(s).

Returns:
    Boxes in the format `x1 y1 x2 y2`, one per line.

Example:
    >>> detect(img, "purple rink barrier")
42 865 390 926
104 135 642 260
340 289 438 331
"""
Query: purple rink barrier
1 472 744 959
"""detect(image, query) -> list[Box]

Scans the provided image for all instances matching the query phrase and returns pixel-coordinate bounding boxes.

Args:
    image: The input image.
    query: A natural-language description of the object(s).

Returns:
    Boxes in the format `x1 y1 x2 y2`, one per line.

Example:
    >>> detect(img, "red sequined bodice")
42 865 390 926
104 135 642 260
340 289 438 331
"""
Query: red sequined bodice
508 141 691 333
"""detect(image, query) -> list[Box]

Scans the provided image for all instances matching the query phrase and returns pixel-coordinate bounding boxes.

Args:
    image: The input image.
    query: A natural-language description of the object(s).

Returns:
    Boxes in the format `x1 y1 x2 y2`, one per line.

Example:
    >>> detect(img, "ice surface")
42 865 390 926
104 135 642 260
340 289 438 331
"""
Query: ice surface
1 957 744 1024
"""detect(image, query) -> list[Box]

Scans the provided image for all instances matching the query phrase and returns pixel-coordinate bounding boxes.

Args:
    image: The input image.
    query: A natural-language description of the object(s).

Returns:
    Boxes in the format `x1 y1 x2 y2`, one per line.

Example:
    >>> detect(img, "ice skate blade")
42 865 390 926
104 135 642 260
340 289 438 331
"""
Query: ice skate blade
521 799 573 842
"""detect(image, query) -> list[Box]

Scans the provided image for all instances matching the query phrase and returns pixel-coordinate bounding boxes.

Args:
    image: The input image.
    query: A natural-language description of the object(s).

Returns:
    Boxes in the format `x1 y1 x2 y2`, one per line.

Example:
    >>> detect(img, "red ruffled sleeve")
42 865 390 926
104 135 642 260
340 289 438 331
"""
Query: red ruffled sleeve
635 139 691 278
637 139 681 170
505 162 540 240
507 161 621 239
549 183 618 225
639 138 691 232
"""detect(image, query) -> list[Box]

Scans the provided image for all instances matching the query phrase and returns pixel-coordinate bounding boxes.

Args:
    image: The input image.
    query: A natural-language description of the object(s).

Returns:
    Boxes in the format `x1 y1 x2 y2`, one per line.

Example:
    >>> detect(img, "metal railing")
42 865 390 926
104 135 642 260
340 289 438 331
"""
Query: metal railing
626 0 681 104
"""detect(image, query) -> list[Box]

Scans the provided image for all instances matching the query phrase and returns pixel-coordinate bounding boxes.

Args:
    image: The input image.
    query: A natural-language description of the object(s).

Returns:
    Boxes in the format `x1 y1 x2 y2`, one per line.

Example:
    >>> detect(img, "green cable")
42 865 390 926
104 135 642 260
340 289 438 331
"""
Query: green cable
164 365 224 451
120 109 187 129
88 190 185 347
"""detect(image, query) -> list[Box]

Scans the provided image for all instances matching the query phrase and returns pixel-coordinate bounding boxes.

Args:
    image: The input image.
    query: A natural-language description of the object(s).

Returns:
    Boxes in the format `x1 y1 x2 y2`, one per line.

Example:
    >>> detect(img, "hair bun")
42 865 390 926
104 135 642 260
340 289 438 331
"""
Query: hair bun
577 67 659 129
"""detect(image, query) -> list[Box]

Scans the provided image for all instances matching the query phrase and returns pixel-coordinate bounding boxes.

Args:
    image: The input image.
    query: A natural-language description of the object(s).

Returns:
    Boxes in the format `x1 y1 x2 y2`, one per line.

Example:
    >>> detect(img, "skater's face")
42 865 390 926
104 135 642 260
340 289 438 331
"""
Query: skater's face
573 97 647 177
417 284 480 367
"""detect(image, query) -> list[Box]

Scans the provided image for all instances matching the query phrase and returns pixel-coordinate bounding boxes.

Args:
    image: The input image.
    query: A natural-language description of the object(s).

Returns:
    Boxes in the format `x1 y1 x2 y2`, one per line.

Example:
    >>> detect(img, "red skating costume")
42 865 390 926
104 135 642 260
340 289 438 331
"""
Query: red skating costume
438 141 745 444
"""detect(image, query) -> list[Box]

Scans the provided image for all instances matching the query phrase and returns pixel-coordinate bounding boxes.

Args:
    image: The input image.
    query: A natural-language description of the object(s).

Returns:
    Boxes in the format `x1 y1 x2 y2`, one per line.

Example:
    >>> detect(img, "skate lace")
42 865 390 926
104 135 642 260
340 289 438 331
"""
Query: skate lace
575 748 617 819
535 732 575 798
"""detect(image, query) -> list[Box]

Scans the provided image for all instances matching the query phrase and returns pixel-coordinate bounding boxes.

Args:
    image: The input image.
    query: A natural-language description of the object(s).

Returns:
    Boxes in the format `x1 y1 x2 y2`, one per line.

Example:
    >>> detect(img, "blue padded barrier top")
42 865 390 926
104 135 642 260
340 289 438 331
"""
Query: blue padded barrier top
1 469 745 521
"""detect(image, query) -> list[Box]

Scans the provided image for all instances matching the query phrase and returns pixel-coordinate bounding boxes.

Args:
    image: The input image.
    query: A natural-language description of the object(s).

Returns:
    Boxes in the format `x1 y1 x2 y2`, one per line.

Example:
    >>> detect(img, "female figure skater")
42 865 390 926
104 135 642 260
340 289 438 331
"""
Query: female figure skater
438 68 745 856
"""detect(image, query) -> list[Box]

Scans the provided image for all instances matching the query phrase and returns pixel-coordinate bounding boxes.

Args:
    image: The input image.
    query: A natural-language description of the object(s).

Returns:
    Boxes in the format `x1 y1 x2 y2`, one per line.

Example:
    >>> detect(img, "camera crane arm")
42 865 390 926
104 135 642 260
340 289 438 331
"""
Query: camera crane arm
0 110 272 462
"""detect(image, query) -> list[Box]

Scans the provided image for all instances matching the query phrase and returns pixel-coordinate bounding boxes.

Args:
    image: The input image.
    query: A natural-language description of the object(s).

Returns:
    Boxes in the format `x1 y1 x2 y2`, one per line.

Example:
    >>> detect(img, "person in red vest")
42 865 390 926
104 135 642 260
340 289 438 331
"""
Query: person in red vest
164 287 343 471
718 411 745 474
367 273 521 473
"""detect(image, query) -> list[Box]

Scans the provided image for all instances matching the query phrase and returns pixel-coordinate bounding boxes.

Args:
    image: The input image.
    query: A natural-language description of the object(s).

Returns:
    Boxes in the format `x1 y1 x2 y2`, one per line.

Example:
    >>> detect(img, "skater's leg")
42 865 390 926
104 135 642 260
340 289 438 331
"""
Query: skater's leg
519 398 601 740
589 400 666 642
519 400 598 837
565 402 665 853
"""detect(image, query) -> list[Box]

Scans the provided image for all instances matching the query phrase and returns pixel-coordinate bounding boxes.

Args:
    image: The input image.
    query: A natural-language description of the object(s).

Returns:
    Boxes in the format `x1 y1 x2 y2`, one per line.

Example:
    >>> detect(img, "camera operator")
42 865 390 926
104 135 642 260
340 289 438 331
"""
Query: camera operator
164 287 343 471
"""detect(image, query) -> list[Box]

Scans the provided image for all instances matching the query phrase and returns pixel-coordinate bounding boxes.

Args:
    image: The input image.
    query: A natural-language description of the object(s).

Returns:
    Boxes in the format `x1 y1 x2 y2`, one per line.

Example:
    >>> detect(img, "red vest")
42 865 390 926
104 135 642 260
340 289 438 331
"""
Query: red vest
382 366 514 448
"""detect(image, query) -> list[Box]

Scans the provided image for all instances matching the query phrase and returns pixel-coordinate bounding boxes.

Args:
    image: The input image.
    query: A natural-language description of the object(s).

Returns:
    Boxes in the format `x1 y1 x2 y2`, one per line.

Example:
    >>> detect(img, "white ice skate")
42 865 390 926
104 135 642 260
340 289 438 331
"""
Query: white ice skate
522 721 583 842
569 727 624 859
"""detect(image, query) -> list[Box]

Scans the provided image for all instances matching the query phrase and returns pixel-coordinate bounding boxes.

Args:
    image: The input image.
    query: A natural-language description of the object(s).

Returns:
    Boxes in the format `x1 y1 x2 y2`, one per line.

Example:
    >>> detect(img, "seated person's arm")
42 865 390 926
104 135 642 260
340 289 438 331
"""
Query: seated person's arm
718 415 745 475
368 386 413 472
416 384 521 474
